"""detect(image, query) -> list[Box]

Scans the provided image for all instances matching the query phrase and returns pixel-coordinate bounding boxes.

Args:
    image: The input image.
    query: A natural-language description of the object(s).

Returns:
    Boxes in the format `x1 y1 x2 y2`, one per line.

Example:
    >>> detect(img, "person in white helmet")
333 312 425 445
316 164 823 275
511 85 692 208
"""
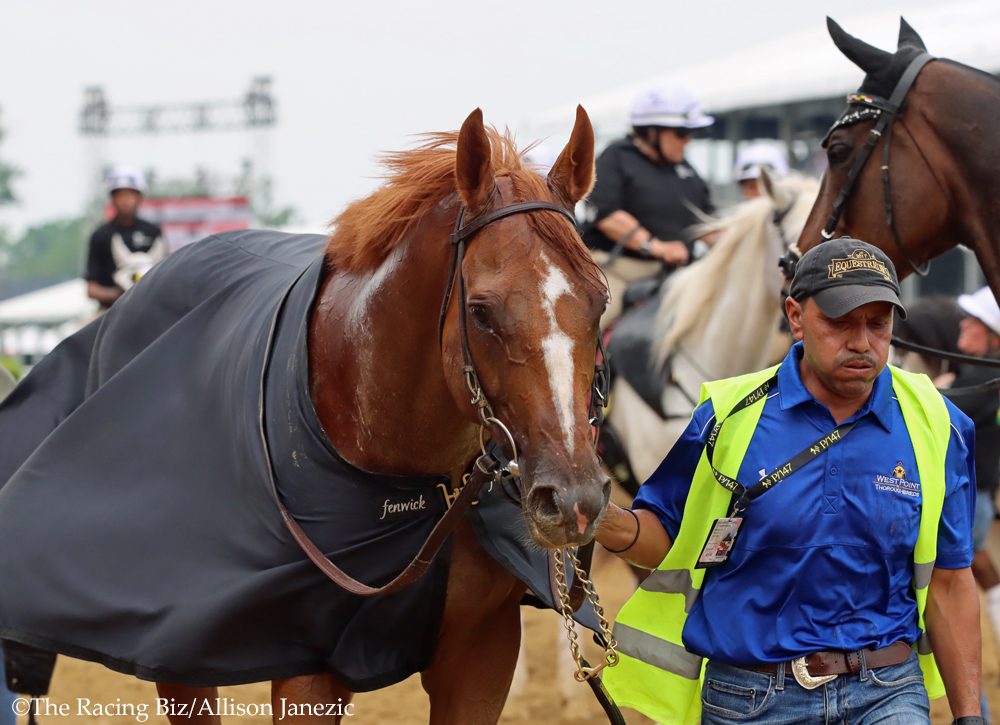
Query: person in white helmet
733 142 790 199
934 287 1000 644
582 86 715 327
84 167 165 310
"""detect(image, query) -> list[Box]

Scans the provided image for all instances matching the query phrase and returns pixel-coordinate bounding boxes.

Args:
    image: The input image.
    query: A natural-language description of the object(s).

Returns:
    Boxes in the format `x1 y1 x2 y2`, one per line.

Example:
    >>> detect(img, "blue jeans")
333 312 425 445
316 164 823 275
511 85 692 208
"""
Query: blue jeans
973 489 995 551
701 651 929 724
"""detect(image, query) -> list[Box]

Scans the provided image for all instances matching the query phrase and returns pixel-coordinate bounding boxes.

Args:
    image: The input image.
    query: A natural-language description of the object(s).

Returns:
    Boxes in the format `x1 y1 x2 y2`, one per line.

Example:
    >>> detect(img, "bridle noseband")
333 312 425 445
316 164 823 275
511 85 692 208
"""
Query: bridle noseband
441 198 610 498
780 51 935 280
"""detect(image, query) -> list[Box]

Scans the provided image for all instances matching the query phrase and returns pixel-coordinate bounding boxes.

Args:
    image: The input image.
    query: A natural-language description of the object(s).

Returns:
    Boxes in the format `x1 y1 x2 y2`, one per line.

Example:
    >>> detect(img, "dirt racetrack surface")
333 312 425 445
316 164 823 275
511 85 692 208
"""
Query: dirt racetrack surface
18 530 1000 724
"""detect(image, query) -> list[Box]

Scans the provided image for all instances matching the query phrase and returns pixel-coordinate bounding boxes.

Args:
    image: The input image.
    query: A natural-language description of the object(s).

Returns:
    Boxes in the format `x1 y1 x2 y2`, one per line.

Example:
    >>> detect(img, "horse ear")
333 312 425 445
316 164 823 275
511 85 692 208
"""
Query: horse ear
897 17 927 51
827 17 891 75
455 108 496 211
546 105 595 206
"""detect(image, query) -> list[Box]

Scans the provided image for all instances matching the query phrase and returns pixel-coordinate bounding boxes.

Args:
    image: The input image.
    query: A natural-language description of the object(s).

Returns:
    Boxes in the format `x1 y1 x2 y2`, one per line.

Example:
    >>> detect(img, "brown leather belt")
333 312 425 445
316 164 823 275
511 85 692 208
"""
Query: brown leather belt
734 641 912 678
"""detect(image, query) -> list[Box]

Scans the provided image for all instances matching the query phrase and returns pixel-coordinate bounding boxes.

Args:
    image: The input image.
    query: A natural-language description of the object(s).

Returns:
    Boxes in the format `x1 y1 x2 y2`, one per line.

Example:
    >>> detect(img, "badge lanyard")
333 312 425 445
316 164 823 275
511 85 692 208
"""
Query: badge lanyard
696 375 857 568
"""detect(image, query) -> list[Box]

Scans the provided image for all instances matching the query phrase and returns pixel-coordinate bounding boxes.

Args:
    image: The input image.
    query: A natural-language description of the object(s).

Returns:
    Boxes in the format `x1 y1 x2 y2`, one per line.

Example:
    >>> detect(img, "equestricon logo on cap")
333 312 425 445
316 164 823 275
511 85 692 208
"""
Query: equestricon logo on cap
788 237 906 318
827 249 893 281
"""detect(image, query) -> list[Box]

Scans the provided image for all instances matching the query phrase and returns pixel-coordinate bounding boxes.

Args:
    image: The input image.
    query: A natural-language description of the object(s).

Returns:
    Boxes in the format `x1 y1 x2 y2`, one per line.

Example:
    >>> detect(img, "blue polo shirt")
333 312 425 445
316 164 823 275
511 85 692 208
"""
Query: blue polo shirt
633 342 976 664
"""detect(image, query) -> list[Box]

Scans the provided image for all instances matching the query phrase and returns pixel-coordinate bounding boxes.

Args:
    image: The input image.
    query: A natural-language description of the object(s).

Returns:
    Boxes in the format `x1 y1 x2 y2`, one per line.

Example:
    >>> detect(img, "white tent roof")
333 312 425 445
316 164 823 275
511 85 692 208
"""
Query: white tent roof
524 0 1000 139
0 279 95 326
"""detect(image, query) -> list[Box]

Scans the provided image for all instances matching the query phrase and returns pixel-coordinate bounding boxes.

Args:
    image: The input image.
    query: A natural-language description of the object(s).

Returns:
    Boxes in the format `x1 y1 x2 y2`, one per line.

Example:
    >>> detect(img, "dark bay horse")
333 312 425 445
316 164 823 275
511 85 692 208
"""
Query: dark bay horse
167 108 611 723
796 17 1000 300
0 108 610 724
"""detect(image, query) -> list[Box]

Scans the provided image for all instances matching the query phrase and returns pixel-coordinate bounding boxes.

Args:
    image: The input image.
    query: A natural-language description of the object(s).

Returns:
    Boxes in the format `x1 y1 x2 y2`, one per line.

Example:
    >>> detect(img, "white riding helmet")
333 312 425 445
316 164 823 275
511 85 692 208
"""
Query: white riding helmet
734 143 790 181
523 143 559 175
957 286 1000 335
105 167 147 195
629 86 714 129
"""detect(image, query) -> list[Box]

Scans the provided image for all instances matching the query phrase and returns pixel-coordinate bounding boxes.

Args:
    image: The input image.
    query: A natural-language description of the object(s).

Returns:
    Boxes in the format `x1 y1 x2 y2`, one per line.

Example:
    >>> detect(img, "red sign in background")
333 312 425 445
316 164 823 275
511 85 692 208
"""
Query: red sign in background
105 196 253 253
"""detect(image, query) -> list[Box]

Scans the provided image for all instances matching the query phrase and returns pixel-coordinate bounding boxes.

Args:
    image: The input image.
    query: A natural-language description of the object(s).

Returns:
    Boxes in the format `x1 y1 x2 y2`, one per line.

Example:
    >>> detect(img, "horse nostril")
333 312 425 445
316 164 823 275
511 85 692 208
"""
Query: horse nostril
528 485 563 522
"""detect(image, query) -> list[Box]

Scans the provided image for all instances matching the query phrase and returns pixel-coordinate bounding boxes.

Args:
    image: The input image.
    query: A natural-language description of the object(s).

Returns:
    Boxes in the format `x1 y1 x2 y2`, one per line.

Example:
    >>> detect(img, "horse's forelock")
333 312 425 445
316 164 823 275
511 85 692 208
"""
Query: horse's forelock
325 127 603 302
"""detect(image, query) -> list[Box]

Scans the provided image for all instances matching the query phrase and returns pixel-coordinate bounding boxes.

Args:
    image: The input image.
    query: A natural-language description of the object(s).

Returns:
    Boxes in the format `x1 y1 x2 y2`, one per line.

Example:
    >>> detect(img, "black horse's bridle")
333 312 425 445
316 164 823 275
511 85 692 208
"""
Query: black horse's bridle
780 51 935 281
440 199 610 501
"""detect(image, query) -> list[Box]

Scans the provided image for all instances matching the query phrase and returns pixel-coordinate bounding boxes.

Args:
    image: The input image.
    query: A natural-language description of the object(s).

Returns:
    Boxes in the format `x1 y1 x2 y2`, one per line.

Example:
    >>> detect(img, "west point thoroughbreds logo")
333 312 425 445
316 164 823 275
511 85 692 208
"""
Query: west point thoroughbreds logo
872 461 920 498
827 249 892 281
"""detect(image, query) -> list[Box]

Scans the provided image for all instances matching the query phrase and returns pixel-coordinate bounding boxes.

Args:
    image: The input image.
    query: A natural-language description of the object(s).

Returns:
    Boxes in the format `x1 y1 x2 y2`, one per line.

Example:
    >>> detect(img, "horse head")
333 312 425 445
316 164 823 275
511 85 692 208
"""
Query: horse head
796 17 958 275
653 171 817 382
111 234 167 290
444 107 611 548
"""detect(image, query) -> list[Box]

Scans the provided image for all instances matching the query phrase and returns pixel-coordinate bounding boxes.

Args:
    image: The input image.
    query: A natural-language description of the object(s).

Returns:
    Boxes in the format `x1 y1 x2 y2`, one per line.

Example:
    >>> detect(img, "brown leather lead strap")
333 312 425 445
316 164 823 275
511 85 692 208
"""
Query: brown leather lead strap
255 261 502 598
276 455 498 597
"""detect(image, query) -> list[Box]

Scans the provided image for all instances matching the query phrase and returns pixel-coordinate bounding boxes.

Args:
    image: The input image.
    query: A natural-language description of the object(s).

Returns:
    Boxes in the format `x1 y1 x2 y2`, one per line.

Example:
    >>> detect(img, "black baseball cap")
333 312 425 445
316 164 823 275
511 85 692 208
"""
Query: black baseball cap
789 237 906 319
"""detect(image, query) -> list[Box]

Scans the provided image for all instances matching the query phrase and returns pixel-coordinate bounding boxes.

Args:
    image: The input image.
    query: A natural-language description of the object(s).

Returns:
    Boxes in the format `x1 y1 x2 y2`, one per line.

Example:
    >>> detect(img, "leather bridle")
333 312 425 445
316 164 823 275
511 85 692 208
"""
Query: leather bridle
780 51 935 280
269 198 609 599
442 199 610 504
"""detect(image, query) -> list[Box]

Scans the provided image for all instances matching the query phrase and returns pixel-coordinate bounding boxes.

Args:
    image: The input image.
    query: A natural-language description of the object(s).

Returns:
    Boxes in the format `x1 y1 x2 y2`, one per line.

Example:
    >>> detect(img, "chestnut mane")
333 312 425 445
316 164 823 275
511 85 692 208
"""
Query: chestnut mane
325 128 605 291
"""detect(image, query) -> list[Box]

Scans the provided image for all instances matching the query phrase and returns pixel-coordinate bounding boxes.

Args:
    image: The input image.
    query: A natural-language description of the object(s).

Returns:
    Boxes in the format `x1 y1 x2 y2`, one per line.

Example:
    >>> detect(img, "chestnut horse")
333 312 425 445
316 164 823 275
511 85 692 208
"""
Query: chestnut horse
142 108 609 722
0 108 610 725
795 17 1000 300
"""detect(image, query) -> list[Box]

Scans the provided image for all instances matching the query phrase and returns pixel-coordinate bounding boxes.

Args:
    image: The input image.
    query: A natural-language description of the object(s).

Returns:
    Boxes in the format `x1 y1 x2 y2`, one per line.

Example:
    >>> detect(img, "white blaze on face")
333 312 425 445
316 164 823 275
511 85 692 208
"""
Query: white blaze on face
539 251 577 456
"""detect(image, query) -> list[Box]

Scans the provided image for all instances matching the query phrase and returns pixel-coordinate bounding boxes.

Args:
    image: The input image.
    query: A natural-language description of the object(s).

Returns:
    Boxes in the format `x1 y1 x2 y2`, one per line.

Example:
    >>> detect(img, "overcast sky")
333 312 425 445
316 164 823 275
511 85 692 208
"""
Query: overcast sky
0 0 942 234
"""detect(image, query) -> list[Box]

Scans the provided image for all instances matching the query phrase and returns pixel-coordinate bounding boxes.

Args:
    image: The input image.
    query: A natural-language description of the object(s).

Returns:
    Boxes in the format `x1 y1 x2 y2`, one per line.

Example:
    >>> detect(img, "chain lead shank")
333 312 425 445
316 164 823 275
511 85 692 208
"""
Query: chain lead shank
552 548 619 681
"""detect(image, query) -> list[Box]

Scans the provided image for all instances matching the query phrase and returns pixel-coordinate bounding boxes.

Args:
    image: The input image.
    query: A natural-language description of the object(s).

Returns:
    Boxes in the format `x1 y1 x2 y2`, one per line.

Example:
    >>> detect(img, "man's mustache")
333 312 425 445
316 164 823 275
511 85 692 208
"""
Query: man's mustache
840 354 877 367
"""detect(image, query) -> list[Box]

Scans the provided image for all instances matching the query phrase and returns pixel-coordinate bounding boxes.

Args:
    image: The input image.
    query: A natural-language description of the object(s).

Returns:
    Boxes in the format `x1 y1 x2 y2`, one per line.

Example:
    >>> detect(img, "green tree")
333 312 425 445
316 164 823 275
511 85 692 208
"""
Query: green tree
0 110 21 205
0 216 89 281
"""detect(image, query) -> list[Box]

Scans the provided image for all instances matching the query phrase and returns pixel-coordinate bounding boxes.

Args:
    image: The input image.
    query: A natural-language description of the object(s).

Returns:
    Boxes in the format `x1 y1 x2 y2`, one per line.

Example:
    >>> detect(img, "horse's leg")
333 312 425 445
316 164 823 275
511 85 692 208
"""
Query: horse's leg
507 610 530 697
271 674 354 724
421 522 525 725
155 682 220 725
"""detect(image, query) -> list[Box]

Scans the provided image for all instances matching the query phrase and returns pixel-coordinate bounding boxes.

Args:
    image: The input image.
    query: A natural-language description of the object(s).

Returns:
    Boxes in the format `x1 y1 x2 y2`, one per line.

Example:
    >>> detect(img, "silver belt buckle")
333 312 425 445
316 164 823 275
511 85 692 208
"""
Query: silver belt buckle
790 656 837 690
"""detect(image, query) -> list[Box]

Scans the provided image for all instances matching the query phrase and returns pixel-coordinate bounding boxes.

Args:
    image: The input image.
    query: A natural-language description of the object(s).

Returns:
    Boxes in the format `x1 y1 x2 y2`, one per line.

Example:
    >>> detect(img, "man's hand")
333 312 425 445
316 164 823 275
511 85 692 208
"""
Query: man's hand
927 566 981 718
86 281 124 307
650 239 690 266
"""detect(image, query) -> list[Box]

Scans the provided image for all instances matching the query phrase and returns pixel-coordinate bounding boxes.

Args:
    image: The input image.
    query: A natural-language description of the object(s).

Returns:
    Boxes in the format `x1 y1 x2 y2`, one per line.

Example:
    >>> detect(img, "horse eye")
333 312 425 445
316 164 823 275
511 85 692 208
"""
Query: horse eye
468 303 493 331
827 142 851 165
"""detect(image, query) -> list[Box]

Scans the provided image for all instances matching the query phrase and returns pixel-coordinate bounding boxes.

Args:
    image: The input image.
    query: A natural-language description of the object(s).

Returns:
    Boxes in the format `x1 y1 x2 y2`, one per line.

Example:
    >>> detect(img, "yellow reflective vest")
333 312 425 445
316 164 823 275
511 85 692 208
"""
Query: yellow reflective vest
603 363 951 725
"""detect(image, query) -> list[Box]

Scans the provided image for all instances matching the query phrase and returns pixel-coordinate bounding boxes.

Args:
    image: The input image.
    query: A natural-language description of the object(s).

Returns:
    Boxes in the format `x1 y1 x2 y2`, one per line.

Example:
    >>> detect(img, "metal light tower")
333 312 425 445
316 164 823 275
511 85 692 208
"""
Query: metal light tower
78 77 277 201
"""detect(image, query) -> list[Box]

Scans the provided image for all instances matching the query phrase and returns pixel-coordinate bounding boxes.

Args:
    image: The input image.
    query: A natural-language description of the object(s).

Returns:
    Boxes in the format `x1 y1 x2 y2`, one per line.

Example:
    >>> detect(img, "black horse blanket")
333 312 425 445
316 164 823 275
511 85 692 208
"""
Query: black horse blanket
0 230 597 690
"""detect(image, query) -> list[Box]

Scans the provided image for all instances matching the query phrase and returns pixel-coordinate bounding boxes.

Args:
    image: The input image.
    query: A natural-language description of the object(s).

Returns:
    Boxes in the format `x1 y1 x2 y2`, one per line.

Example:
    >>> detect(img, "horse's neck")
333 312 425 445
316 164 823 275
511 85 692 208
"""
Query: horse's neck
671 297 780 402
916 63 1000 299
662 207 784 395
308 211 479 479
924 64 1000 235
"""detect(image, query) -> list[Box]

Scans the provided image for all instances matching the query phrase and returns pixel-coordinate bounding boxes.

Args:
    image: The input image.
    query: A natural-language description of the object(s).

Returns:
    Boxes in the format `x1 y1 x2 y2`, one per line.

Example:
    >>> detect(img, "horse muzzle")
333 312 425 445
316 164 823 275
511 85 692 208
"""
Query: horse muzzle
523 472 611 548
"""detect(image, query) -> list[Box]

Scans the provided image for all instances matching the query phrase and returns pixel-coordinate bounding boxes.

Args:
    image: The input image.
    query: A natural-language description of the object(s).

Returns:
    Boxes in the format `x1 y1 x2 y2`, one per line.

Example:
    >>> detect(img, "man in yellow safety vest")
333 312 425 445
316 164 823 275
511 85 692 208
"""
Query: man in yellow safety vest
595 237 982 725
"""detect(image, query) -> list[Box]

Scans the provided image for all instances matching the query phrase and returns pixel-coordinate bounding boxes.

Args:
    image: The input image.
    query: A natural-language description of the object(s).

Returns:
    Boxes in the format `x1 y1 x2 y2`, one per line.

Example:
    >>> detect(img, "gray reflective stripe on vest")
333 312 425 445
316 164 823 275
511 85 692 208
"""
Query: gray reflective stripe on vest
613 622 703 679
640 568 700 613
914 561 935 590
918 632 932 655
